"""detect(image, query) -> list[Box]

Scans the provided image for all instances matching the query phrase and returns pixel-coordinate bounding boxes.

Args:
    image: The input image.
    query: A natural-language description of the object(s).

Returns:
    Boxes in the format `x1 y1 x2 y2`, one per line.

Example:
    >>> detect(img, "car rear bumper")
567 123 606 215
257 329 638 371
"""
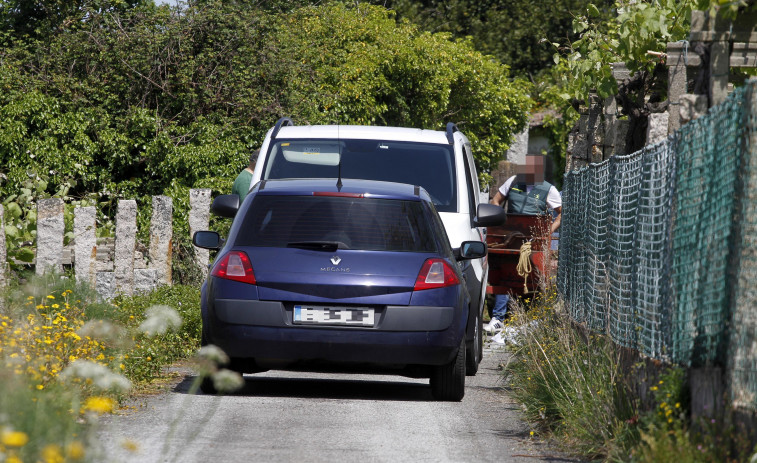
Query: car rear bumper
205 299 466 366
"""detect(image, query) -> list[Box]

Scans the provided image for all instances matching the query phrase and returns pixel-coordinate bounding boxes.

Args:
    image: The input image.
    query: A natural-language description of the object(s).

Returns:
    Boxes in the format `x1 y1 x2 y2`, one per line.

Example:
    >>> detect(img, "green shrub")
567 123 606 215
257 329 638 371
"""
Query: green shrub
503 294 637 459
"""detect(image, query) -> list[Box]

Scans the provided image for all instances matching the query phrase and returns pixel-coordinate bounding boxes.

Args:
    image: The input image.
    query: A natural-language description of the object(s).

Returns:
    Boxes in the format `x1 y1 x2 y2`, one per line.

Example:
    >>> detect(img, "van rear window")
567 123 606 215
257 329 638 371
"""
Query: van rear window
235 195 438 252
261 140 458 213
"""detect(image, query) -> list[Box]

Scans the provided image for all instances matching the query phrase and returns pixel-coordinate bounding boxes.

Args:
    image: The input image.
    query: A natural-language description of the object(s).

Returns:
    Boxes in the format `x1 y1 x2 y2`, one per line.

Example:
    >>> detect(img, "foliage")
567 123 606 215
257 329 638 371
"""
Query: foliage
505 287 757 461
0 273 206 461
631 368 757 462
549 0 691 102
378 0 616 78
503 292 638 459
109 285 201 384
1 1 531 257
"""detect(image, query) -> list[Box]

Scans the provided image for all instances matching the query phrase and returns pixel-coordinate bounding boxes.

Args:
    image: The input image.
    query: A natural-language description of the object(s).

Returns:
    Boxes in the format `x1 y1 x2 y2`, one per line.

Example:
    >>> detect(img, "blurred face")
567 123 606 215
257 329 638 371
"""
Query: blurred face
516 155 545 184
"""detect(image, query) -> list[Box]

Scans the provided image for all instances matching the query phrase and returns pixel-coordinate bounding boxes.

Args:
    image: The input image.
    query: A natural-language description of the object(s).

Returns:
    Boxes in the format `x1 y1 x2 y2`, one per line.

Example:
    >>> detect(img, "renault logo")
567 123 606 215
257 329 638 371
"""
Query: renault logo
330 256 341 265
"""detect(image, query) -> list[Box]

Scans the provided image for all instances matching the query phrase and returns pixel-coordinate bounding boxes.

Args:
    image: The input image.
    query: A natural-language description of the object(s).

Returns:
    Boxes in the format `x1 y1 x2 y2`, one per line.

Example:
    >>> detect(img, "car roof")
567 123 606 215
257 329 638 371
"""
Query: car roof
252 178 431 202
273 125 450 145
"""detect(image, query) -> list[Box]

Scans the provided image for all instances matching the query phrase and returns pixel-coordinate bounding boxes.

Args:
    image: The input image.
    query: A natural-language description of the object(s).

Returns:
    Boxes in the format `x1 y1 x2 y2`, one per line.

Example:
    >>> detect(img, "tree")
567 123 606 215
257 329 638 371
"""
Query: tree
374 0 615 77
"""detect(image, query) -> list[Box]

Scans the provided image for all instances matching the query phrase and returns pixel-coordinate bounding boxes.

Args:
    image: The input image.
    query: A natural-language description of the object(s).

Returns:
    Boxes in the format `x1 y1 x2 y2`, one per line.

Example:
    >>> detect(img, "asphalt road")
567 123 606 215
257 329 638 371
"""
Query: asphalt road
98 343 578 463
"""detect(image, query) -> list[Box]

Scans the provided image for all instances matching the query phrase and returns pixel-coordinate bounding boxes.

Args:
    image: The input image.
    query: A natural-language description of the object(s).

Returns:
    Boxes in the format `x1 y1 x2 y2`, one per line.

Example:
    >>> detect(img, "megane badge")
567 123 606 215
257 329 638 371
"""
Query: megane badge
330 256 342 265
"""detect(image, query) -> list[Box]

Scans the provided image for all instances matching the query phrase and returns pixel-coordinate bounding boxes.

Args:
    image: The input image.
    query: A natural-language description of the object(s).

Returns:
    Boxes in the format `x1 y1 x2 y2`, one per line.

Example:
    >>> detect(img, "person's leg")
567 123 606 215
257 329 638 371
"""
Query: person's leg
484 294 509 333
491 294 509 321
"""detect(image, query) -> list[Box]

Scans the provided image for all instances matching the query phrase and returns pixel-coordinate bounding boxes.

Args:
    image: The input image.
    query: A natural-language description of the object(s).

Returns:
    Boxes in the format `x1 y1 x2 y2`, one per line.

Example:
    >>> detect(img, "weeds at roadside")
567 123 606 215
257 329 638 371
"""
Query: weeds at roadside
503 292 637 459
0 271 236 461
503 289 757 461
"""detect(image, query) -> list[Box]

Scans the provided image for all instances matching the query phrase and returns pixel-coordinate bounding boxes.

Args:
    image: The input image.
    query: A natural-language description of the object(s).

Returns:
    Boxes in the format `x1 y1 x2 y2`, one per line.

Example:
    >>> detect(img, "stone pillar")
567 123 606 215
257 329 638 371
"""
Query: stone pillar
0 205 5 305
114 200 137 296
566 95 603 170
646 112 670 145
189 189 212 278
96 272 116 300
149 195 173 286
36 198 64 275
74 206 97 287
710 40 730 107
680 94 709 125
506 127 529 165
602 95 617 158
728 83 757 410
667 42 689 133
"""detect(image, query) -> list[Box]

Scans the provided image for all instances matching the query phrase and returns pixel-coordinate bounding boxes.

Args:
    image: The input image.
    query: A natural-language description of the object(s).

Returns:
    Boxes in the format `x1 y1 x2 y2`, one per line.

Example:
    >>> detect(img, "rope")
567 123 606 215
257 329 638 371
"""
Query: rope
516 241 532 292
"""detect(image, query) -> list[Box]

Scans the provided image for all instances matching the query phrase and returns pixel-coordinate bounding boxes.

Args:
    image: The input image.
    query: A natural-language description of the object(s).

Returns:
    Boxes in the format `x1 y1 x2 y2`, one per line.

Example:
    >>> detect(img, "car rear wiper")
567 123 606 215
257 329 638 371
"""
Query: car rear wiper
286 241 349 251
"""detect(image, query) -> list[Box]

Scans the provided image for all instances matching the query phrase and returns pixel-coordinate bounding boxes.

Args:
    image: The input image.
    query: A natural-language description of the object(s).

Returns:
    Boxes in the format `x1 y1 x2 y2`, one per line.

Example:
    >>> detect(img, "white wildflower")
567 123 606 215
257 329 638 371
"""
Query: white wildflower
78 320 126 345
197 345 229 366
138 305 182 336
60 360 131 392
211 369 244 393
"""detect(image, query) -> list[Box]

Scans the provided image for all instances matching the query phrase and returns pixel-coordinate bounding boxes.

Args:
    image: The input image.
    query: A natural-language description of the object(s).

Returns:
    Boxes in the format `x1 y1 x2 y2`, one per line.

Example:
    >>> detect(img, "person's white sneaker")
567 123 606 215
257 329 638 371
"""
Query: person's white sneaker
483 318 504 334
490 331 506 344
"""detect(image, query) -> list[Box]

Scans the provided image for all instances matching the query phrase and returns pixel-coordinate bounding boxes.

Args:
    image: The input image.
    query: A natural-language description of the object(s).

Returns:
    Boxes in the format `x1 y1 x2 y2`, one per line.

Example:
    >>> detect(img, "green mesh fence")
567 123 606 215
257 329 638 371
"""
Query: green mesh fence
558 80 757 409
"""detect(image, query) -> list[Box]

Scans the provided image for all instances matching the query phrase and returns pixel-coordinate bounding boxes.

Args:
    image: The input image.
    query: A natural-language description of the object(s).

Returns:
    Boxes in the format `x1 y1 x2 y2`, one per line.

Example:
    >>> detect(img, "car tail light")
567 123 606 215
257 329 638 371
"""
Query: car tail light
414 258 459 291
211 251 256 284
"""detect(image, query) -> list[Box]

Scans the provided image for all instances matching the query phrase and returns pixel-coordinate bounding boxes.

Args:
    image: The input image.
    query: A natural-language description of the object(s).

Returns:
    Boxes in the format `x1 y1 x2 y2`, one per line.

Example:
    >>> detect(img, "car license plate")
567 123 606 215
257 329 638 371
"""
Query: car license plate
293 305 375 327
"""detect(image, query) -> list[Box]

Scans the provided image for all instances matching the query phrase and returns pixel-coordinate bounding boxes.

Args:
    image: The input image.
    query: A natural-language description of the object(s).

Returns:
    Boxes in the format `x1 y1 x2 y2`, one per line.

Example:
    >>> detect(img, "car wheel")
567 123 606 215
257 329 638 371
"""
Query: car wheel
465 309 482 376
430 338 466 402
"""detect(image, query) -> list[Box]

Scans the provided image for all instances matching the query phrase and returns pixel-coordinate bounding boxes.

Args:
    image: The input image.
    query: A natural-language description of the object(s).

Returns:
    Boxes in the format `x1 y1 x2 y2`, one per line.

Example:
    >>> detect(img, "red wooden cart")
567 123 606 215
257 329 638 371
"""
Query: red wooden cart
486 213 555 297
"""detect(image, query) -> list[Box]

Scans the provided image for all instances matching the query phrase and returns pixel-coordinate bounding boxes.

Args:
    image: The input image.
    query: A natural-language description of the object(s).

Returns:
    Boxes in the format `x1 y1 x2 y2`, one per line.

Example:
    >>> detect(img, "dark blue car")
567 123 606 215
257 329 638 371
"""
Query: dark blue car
193 179 495 401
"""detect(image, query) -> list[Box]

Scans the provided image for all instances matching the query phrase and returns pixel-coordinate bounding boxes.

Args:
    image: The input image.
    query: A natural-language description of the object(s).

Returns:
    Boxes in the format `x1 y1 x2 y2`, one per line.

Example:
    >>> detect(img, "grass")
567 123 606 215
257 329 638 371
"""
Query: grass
0 271 207 462
502 288 757 462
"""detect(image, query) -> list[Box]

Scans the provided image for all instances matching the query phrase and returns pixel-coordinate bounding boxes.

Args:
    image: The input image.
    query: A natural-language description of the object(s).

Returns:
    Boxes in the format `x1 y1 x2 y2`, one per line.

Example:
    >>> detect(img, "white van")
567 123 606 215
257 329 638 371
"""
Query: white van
247 118 505 375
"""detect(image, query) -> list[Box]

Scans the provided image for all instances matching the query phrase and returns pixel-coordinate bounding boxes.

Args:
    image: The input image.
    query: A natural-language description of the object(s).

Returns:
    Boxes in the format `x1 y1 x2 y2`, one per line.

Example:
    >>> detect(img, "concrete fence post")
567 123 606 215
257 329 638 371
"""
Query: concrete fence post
189 189 212 278
74 206 97 287
114 200 137 296
36 198 64 275
149 195 173 286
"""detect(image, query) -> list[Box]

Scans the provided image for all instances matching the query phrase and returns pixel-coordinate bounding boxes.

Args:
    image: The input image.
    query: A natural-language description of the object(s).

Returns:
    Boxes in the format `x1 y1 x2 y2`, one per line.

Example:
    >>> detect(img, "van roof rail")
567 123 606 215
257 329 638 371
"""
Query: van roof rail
445 122 459 144
272 117 294 140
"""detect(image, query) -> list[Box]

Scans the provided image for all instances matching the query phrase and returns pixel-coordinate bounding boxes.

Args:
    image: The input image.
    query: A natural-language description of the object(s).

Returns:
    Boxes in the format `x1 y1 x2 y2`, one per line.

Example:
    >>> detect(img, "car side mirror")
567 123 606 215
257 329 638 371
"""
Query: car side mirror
211 194 240 218
473 203 506 227
193 231 222 250
455 241 487 261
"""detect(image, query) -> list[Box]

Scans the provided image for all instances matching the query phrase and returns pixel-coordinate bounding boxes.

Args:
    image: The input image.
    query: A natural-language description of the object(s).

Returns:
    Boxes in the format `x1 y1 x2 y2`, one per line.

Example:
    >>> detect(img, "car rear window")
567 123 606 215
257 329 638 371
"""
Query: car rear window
235 195 438 252
261 139 458 213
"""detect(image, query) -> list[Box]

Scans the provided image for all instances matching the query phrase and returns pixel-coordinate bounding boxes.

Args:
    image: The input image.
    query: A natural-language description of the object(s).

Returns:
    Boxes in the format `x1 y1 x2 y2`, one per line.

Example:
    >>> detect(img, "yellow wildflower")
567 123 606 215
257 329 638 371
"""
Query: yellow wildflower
66 441 86 460
1 430 29 447
42 444 64 463
84 396 115 414
121 439 139 452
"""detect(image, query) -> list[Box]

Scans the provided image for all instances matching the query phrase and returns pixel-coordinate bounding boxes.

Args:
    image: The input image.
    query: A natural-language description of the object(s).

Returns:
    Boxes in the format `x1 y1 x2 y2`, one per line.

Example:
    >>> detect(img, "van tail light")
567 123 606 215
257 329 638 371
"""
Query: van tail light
211 251 256 284
414 258 459 291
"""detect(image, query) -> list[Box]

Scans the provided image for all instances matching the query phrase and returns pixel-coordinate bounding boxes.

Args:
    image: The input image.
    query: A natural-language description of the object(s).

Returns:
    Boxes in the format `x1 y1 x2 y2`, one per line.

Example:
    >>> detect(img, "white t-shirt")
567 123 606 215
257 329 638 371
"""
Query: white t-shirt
499 176 562 210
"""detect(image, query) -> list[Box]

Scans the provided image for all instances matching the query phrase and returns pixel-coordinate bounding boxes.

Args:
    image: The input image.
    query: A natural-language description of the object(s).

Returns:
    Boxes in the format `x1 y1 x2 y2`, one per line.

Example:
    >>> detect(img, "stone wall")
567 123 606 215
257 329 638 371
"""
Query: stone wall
0 190 212 300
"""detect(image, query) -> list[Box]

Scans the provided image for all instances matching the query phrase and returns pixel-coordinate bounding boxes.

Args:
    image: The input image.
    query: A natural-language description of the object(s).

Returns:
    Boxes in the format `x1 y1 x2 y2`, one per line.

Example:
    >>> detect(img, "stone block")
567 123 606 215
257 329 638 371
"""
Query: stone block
679 94 709 125
74 206 97 287
134 268 159 294
96 272 116 300
114 200 137 296
149 195 173 286
36 198 64 275
189 189 212 278
613 120 630 156
646 112 670 145
506 128 529 165
710 41 730 107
